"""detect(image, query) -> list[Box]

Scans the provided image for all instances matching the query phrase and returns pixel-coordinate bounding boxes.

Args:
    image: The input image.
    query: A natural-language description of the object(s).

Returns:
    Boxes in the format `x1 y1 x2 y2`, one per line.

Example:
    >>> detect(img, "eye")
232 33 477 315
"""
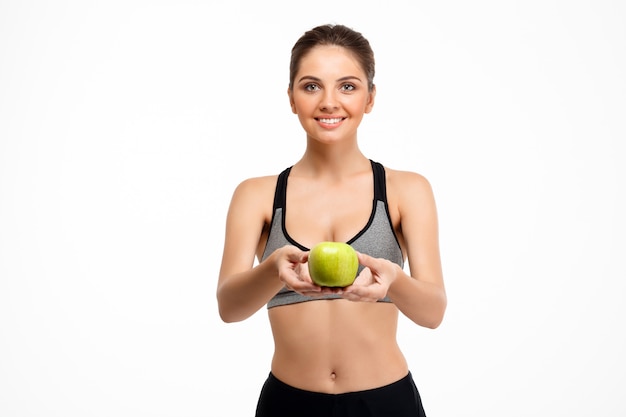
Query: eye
304 83 320 92
340 84 356 92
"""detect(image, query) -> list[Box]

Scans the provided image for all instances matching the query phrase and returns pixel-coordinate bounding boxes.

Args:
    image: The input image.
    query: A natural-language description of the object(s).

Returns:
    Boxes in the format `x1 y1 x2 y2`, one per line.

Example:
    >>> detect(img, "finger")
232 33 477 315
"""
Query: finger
288 280 322 293
285 248 308 264
298 261 312 281
301 288 336 297
351 267 373 286
320 286 344 295
356 251 379 270
343 289 382 302
341 290 378 302
344 277 387 300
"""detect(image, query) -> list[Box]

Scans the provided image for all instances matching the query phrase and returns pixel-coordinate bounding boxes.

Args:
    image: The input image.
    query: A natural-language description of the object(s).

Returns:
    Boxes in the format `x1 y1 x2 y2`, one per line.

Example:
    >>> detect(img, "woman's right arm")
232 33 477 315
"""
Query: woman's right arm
216 177 317 322
217 177 281 322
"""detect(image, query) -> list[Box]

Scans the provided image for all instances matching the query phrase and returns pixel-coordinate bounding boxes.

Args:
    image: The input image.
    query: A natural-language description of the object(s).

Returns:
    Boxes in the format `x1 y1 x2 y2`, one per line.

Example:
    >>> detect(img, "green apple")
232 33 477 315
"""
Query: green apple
308 242 358 287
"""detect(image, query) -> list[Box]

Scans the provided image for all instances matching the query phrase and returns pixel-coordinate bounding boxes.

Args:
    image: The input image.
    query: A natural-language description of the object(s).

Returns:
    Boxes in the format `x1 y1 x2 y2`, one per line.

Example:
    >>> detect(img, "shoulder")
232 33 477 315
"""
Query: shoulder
225 173 281 229
234 174 279 193
380 166 440 257
383 166 434 197
230 174 279 205
382 165 437 216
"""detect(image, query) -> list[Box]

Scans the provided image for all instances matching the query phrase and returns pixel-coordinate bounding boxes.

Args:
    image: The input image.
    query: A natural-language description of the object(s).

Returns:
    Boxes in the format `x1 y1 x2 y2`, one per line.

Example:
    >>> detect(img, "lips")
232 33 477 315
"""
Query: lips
316 117 344 125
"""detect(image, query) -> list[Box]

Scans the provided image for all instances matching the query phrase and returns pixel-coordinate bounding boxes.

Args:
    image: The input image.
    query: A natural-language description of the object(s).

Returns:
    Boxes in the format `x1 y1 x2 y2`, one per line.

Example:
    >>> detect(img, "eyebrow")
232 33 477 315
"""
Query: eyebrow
297 75 363 84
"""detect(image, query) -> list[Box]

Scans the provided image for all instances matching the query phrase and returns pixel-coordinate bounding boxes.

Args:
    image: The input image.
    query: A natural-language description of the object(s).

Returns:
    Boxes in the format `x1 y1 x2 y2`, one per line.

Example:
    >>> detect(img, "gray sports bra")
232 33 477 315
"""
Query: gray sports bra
262 160 404 308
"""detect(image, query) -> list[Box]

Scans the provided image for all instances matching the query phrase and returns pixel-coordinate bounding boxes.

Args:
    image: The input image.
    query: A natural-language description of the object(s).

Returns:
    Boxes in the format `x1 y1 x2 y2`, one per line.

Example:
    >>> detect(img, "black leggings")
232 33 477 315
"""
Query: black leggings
255 372 427 417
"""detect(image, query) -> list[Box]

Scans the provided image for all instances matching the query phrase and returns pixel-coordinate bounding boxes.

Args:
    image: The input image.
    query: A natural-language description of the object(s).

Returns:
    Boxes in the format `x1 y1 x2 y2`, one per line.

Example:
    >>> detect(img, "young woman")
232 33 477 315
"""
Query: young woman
217 24 446 417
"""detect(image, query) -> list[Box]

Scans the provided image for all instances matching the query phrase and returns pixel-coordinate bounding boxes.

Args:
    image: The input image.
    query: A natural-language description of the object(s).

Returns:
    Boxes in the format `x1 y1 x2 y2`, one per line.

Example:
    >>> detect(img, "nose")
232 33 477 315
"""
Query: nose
320 89 339 111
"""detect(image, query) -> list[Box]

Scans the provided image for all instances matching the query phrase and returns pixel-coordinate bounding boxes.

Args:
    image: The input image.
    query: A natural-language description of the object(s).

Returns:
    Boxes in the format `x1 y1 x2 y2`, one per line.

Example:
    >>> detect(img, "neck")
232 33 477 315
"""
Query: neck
294 137 370 178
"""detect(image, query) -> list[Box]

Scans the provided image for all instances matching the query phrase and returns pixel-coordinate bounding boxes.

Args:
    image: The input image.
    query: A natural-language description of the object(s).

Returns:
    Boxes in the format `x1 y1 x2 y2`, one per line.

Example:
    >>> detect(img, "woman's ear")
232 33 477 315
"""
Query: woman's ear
288 87 297 114
365 85 376 114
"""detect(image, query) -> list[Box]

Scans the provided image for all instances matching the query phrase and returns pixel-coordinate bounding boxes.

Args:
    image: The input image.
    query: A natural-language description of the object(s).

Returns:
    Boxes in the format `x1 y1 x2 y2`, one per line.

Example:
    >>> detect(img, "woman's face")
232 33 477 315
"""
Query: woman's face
289 45 375 145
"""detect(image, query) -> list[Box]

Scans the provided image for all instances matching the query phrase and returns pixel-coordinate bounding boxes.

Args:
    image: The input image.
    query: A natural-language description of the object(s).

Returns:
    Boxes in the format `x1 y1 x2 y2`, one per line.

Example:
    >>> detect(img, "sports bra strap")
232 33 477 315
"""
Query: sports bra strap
272 160 386 211
371 160 387 203
273 166 291 210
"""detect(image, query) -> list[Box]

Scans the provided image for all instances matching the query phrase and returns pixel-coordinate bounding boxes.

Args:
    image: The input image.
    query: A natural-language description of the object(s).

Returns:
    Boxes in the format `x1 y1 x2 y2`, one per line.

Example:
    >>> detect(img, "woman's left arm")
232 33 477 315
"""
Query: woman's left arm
344 170 447 328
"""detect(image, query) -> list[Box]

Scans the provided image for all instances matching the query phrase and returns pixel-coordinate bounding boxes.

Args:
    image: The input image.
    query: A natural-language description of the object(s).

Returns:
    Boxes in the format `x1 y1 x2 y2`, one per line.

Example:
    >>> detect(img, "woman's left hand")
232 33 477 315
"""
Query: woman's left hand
341 252 401 302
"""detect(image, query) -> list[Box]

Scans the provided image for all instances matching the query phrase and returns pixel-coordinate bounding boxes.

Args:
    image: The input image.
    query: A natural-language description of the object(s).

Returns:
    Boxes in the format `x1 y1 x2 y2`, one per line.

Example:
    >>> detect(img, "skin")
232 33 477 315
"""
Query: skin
217 45 446 393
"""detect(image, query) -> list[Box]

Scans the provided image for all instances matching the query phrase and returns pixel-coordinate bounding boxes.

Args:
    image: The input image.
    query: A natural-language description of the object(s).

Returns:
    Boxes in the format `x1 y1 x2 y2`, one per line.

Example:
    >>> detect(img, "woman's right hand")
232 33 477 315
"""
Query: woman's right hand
274 245 326 297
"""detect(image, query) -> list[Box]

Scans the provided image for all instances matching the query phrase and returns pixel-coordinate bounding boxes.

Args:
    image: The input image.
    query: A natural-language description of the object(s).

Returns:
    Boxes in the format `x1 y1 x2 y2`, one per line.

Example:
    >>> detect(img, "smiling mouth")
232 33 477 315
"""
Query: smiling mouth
317 117 344 124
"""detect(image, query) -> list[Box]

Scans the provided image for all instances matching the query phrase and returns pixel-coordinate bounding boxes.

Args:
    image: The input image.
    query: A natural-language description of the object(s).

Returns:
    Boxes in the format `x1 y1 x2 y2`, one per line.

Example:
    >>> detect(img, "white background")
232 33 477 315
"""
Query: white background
1 1 624 416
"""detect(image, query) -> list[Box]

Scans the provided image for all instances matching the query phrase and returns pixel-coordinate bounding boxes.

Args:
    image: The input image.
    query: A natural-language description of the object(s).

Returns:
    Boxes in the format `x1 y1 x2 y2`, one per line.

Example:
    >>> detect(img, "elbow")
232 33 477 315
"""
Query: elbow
423 313 444 329
422 312 445 329
216 290 252 323
217 302 246 323
217 303 234 323
423 294 447 329
216 289 238 323
219 310 240 324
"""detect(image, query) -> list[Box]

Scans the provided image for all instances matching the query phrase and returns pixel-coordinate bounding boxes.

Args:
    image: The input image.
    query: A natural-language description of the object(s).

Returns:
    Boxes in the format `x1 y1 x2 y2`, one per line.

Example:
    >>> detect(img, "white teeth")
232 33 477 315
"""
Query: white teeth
319 118 342 124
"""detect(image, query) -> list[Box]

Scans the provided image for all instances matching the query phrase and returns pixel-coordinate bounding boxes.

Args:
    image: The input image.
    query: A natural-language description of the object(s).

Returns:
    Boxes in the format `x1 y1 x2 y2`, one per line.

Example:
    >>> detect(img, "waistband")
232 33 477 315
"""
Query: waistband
266 371 414 397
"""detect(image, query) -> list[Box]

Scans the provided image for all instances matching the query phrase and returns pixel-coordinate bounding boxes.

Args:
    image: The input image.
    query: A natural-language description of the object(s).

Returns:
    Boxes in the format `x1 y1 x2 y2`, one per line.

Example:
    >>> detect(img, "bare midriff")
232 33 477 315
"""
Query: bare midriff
268 299 408 394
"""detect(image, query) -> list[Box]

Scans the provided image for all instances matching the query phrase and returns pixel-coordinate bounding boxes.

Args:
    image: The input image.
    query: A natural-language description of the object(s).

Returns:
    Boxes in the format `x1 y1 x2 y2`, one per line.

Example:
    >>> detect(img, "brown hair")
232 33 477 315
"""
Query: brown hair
289 24 375 92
